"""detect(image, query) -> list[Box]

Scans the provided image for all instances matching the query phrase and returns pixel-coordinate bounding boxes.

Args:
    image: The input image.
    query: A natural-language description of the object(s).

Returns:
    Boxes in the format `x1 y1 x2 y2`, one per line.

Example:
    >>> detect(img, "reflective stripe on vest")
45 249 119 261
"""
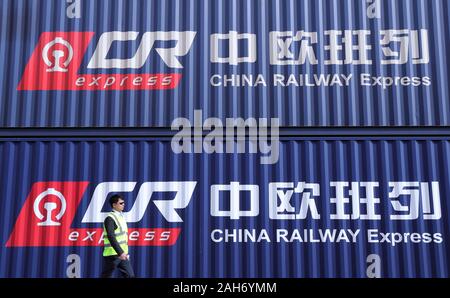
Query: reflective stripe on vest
103 211 129 256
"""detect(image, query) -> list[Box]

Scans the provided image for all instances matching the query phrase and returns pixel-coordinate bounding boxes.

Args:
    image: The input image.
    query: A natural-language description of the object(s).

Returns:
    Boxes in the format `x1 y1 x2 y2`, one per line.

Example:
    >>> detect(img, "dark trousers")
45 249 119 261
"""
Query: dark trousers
101 256 135 278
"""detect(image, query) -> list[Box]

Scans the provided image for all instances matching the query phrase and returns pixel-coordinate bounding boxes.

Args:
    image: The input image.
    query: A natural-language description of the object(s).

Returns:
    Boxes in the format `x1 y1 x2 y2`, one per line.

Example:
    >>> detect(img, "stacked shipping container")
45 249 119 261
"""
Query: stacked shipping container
0 0 449 277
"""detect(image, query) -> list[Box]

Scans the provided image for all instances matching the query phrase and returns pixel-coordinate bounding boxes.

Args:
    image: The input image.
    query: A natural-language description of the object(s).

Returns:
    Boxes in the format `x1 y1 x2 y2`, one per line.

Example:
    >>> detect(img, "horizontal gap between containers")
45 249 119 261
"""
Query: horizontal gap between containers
1 127 450 141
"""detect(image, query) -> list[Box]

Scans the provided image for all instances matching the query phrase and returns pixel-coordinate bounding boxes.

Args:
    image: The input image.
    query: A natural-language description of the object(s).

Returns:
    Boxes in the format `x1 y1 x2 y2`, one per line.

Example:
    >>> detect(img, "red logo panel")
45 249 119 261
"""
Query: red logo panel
17 32 181 90
6 182 180 247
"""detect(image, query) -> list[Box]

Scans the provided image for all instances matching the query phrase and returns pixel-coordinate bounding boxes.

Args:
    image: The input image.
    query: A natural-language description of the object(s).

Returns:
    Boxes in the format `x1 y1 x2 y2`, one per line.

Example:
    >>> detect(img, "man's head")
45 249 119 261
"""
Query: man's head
109 194 125 212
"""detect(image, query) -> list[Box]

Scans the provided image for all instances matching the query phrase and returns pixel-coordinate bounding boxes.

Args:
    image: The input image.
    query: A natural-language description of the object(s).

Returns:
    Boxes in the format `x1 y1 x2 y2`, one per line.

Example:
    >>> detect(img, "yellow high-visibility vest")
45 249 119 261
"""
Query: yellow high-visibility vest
103 211 128 257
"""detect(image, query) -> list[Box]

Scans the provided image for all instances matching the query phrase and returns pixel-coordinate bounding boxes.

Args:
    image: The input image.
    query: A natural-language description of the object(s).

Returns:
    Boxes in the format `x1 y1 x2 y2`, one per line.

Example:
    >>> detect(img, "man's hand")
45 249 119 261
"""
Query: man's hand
119 253 128 260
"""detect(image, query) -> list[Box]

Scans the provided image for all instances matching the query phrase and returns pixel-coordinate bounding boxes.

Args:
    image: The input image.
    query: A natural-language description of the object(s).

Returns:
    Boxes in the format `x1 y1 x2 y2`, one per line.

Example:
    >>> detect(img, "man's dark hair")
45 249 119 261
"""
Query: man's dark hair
109 194 124 208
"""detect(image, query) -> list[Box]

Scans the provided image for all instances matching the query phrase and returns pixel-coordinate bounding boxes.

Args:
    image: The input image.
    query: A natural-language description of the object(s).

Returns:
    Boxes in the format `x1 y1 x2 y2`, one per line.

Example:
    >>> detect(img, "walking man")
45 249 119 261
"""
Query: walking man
101 194 135 278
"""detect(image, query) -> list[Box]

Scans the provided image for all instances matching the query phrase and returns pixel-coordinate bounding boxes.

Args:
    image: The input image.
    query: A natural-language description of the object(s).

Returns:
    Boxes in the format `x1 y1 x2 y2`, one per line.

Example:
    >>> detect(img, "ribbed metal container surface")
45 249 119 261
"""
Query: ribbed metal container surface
0 138 448 277
0 0 449 127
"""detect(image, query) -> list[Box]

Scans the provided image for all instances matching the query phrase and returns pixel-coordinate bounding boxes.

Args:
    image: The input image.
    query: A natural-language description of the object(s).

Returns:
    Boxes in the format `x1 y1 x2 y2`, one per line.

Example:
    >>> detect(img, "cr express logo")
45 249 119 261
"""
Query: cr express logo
17 31 196 90
6 181 197 247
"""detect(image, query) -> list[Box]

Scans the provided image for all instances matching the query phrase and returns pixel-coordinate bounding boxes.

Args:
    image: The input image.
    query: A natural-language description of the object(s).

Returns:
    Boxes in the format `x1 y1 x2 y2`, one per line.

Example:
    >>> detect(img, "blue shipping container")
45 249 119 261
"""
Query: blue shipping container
0 137 449 277
0 0 449 127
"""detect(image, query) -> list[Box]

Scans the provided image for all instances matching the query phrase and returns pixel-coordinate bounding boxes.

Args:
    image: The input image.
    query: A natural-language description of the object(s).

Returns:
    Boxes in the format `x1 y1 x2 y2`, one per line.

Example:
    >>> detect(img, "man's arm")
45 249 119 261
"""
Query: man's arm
104 217 124 256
